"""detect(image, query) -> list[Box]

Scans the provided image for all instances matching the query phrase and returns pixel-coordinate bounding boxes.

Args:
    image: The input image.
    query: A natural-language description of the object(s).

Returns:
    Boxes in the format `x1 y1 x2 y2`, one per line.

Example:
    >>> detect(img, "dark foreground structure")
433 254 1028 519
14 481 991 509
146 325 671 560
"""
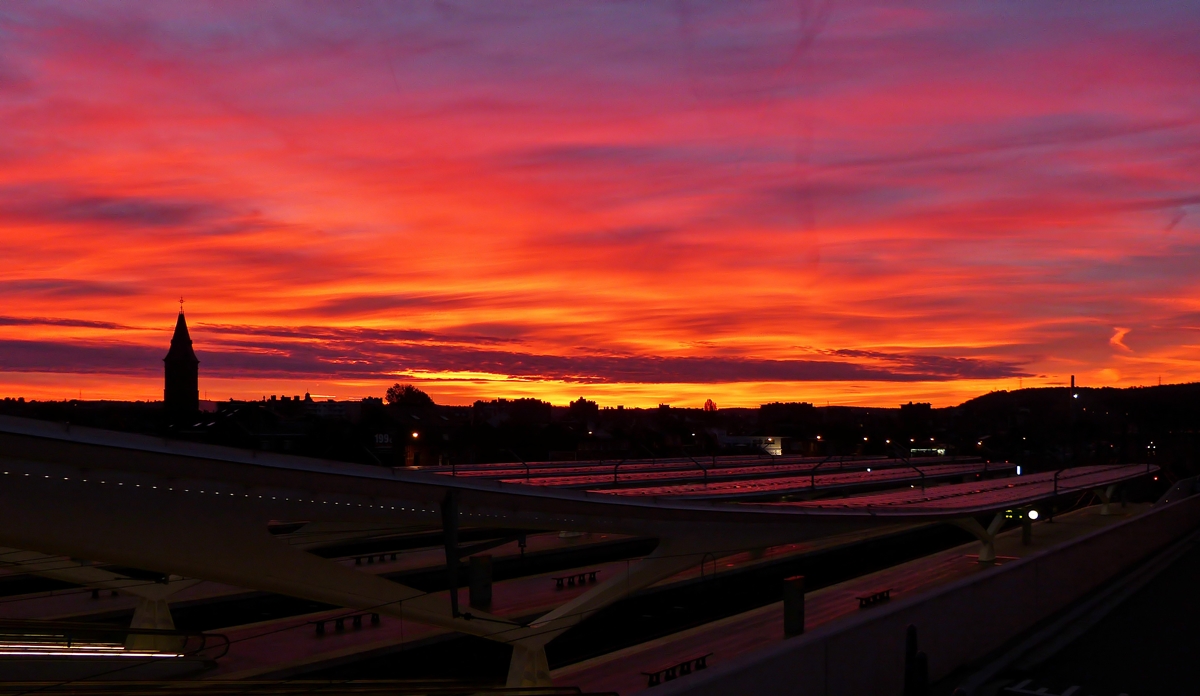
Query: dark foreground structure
0 413 1186 694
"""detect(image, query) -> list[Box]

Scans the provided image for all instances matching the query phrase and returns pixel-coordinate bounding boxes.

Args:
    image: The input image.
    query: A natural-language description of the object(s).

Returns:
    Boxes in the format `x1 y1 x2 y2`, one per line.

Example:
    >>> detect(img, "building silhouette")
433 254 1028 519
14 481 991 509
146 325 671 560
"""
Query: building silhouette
163 309 199 419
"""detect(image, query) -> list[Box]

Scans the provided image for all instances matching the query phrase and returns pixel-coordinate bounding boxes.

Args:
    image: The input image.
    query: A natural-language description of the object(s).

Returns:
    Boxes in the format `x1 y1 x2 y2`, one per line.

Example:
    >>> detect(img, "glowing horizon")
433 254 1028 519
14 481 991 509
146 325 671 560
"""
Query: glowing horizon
1 2 1198 408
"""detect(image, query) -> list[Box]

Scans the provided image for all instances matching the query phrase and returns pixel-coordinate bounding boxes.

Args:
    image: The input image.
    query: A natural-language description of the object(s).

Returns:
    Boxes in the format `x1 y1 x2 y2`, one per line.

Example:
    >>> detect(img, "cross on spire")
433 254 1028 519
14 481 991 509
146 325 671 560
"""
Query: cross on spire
179 296 185 313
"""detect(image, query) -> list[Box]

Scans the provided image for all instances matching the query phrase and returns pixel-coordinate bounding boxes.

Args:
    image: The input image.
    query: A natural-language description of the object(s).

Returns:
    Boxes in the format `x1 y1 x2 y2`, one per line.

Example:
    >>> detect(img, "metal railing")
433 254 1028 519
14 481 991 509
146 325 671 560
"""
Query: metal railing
809 454 845 491
504 449 532 482
611 458 629 484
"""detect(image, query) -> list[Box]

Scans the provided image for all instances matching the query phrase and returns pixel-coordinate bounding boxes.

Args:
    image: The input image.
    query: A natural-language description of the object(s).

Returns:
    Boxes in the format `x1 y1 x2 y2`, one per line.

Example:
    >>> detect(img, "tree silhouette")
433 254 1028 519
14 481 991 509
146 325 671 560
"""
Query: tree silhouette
385 383 435 407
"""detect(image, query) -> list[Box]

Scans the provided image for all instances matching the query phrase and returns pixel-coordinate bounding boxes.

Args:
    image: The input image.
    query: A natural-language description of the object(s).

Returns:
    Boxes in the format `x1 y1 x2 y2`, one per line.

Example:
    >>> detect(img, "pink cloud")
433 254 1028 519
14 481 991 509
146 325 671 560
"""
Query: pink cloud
1 1 1198 404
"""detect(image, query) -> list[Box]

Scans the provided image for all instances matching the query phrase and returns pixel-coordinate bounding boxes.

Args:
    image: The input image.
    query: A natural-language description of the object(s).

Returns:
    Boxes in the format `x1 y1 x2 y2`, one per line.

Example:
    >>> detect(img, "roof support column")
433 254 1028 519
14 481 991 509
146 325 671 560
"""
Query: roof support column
440 490 461 617
505 538 714 687
127 597 184 652
951 512 1005 564
1094 484 1117 515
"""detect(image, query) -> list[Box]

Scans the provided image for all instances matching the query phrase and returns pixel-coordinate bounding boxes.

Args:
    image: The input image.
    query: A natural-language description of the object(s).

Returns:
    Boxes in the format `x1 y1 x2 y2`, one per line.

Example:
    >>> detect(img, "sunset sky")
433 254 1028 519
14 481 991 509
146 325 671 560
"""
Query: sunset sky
1 1 1198 407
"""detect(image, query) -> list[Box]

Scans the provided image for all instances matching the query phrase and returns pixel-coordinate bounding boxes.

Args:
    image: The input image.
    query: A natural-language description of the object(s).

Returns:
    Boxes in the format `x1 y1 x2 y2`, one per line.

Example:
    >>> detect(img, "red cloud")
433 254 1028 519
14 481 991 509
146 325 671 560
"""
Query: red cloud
1 1 1197 405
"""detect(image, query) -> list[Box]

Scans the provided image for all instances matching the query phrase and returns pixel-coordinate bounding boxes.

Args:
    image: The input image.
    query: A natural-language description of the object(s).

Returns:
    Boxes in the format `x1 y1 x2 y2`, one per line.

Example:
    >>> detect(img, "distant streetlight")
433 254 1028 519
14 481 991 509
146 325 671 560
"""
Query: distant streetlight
1028 509 1039 520
411 432 419 439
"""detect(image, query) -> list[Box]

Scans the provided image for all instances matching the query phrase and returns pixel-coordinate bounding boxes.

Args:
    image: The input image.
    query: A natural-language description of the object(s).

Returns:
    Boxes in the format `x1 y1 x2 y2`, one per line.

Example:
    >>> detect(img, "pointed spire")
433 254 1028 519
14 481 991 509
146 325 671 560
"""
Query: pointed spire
164 304 199 418
171 310 191 345
164 306 197 366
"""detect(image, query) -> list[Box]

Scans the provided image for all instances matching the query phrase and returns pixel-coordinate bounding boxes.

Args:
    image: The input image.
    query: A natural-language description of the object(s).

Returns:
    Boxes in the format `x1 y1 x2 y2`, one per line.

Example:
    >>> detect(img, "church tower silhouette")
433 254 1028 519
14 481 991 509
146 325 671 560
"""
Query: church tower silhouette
164 305 199 418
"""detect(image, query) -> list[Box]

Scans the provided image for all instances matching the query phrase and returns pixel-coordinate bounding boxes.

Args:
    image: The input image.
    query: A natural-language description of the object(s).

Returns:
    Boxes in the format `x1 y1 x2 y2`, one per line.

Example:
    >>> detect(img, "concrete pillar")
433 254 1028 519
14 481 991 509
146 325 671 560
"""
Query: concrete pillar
507 642 551 687
502 540 709 688
1021 516 1032 546
1097 484 1116 516
903 624 930 696
952 512 1004 564
125 598 184 652
441 490 461 617
469 554 493 609
783 575 805 637
903 624 919 696
913 651 929 696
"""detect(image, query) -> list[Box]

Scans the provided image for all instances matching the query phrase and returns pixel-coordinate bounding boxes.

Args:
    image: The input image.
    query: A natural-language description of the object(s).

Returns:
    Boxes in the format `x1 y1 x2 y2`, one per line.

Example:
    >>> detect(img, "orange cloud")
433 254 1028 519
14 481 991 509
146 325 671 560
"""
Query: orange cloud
1 2 1198 406
1110 327 1133 353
